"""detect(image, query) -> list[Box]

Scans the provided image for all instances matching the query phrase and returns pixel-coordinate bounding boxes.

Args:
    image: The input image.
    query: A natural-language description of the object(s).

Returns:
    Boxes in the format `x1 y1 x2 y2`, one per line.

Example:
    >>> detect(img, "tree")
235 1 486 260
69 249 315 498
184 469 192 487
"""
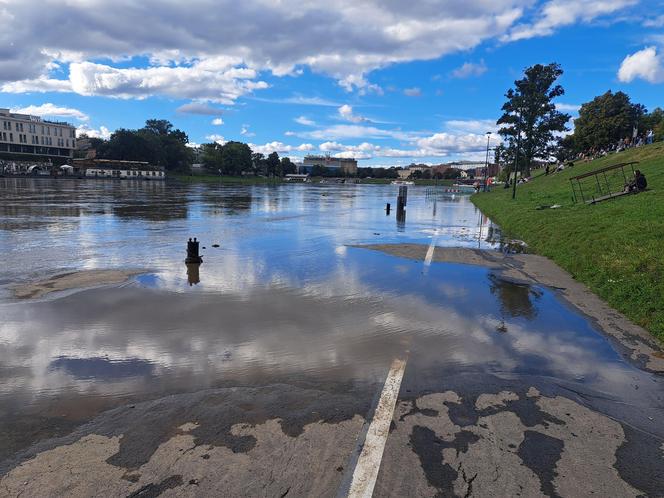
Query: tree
144 119 173 136
202 143 223 173
100 119 193 172
497 63 570 177
281 157 297 175
105 129 156 163
442 168 461 179
221 141 252 175
251 152 266 176
573 91 646 151
310 164 328 177
266 151 281 177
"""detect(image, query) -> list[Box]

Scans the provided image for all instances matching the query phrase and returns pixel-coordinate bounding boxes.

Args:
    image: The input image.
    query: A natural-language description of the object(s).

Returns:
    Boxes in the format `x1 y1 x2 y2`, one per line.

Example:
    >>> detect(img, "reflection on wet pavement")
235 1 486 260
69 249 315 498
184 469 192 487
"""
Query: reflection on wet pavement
0 178 662 479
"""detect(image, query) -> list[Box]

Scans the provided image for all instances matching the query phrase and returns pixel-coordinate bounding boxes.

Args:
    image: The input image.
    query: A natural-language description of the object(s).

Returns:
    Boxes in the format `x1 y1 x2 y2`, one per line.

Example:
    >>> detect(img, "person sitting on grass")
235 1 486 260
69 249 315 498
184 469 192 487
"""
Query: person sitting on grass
625 170 647 193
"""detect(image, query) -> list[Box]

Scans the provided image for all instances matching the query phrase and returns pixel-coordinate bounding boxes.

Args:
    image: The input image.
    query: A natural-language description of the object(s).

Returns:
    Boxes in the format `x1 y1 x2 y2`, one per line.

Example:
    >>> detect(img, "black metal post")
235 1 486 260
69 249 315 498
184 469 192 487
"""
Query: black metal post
512 109 522 200
483 132 491 192
185 237 203 264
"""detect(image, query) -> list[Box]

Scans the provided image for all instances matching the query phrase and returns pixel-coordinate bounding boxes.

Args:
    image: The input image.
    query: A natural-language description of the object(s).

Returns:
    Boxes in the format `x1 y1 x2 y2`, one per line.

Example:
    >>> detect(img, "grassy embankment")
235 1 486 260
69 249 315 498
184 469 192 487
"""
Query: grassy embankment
472 142 664 341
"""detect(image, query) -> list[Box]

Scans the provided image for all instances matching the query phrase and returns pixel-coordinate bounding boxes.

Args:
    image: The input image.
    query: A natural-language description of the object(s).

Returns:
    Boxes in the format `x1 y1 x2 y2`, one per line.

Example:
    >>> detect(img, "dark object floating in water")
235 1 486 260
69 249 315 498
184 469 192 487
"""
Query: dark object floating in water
496 321 508 333
374 233 380 235
212 244 220 248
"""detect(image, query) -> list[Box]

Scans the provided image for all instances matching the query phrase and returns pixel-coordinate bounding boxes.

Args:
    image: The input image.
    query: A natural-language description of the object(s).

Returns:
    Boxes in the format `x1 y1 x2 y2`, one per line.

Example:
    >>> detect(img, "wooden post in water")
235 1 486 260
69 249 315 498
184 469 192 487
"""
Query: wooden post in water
185 238 203 264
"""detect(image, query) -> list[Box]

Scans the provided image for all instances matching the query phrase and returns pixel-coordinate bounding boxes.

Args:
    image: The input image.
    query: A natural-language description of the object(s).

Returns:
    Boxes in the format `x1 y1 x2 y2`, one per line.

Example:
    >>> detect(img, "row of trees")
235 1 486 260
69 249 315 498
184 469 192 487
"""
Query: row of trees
82 119 193 172
495 63 664 176
560 91 663 158
201 143 297 177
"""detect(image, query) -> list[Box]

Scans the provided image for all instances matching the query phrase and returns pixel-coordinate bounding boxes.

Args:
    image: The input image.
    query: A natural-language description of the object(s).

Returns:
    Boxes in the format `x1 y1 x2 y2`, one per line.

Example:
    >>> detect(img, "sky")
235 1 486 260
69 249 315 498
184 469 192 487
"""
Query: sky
2 0 664 167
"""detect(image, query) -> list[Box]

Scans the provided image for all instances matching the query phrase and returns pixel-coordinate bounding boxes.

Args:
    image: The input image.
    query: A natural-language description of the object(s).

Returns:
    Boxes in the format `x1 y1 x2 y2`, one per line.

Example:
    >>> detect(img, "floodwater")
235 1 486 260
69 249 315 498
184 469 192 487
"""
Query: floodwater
0 178 662 462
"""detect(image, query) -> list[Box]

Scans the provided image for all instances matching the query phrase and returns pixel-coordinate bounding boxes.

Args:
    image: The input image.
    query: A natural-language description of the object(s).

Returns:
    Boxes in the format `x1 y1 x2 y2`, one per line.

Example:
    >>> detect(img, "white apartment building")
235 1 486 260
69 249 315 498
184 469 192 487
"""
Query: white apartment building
0 108 76 160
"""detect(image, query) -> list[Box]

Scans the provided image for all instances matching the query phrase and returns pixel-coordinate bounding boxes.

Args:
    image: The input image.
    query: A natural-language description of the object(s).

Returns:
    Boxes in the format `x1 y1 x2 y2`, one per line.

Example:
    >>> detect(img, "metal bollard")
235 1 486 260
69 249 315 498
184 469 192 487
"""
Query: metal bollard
185 237 203 264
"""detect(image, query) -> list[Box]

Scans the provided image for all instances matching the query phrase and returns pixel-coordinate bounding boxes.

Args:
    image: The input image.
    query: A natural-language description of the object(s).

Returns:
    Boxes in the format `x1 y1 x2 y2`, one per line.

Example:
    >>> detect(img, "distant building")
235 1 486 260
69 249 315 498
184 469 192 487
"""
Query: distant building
73 158 165 180
0 108 76 161
301 155 358 175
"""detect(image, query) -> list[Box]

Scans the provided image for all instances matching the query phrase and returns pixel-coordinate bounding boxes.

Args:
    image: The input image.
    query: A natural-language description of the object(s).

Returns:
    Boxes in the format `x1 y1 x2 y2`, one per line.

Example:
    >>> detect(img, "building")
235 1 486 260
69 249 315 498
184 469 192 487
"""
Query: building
0 108 76 161
301 155 358 176
73 158 165 180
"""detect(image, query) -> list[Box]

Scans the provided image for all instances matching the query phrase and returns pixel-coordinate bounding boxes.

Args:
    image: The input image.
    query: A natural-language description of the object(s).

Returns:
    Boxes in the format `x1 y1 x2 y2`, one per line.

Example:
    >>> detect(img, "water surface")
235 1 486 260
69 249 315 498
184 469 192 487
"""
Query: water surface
0 178 661 459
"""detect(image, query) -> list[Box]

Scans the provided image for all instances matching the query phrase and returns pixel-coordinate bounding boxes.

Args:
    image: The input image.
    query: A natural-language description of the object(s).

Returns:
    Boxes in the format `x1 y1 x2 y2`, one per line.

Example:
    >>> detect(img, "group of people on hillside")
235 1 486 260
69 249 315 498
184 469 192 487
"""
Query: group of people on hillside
575 129 656 162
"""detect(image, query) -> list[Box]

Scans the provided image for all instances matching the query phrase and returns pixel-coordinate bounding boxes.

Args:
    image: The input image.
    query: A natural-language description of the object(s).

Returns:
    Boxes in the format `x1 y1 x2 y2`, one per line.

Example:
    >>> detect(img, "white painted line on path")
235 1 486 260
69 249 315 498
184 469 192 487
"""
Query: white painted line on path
347 357 407 498
423 231 438 274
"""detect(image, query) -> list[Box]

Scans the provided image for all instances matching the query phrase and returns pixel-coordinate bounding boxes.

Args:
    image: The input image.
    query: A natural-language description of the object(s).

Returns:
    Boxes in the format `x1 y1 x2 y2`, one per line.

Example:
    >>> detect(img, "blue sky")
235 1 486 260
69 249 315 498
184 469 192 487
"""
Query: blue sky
2 0 663 166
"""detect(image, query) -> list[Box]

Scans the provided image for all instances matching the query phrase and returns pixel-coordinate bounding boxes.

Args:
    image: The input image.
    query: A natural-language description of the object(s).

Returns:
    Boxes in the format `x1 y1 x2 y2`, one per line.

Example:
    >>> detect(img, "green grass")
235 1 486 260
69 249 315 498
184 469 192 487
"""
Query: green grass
472 141 664 341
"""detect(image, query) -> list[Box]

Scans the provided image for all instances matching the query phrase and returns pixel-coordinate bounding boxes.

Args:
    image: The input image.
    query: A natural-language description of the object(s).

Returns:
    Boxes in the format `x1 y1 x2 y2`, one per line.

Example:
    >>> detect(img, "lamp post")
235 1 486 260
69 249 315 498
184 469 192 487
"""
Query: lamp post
512 108 522 200
483 131 491 192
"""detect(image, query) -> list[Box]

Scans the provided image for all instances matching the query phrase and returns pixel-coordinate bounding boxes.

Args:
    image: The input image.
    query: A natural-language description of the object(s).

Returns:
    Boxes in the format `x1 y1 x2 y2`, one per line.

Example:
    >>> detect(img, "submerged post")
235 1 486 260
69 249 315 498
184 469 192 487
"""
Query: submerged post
185 237 203 264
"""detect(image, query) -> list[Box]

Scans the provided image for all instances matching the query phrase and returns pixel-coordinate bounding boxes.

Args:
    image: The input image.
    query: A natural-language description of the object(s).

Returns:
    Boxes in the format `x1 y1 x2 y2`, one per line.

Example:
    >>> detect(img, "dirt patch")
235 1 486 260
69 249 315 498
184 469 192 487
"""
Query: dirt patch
352 244 664 372
11 269 145 299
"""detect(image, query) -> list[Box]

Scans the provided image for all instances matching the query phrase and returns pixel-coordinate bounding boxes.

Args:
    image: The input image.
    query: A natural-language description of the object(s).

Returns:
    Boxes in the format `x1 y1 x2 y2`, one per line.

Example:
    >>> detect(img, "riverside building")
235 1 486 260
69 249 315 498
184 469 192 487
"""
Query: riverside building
0 108 76 161
301 155 358 176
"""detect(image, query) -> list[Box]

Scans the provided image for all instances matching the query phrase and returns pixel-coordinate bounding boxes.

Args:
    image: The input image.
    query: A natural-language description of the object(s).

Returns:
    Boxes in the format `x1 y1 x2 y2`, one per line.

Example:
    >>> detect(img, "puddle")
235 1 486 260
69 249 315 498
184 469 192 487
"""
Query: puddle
0 178 662 462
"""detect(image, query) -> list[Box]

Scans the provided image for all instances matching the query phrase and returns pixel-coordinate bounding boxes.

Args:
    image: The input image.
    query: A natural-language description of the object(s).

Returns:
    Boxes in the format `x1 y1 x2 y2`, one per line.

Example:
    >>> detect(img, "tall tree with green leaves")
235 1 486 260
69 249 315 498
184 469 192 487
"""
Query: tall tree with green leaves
573 91 646 151
266 151 281 177
497 63 570 176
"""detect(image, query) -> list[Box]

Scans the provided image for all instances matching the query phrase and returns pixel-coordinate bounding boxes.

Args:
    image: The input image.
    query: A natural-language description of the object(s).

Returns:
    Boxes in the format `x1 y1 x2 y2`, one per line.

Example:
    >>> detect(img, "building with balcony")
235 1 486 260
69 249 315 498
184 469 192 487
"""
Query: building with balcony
0 108 76 162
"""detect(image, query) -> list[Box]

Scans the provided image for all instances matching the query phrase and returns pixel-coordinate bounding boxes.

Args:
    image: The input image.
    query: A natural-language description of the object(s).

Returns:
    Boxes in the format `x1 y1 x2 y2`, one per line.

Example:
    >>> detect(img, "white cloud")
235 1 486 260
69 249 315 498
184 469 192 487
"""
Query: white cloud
556 103 581 112
450 60 488 79
0 0 528 97
644 15 664 28
445 119 498 134
253 96 341 107
11 103 89 122
338 104 368 123
4 59 269 104
211 118 224 125
295 124 415 141
417 132 489 154
403 87 422 97
76 125 112 140
249 141 315 154
176 102 224 115
505 0 638 41
240 124 255 137
206 134 226 144
618 46 664 83
294 116 316 126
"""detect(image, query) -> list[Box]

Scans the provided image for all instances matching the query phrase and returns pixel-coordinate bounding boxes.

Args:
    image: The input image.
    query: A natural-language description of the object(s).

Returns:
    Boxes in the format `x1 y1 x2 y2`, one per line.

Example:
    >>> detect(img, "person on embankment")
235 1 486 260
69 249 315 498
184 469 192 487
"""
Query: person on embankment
625 170 647 193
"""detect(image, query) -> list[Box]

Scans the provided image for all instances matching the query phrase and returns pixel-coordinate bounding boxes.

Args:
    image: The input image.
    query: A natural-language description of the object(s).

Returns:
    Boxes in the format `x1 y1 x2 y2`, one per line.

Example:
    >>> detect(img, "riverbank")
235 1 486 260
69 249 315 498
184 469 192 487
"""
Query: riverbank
172 173 455 186
472 142 664 341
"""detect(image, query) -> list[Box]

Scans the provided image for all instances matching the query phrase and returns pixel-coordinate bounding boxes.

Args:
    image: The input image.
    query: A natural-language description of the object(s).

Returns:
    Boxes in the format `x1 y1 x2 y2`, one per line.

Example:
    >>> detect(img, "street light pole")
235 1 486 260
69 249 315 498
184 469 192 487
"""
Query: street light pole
512 108 522 200
483 132 491 192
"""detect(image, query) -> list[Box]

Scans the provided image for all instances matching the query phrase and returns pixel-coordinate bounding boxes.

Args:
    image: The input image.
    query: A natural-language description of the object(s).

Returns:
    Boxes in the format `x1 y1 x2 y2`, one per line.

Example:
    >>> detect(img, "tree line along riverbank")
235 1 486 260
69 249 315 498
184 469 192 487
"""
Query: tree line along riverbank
472 141 664 341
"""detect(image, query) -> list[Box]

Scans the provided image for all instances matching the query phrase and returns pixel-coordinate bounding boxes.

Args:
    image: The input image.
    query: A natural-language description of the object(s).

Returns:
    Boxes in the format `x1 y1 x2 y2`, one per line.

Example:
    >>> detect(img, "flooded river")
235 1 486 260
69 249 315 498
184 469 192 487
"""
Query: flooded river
1 178 663 495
